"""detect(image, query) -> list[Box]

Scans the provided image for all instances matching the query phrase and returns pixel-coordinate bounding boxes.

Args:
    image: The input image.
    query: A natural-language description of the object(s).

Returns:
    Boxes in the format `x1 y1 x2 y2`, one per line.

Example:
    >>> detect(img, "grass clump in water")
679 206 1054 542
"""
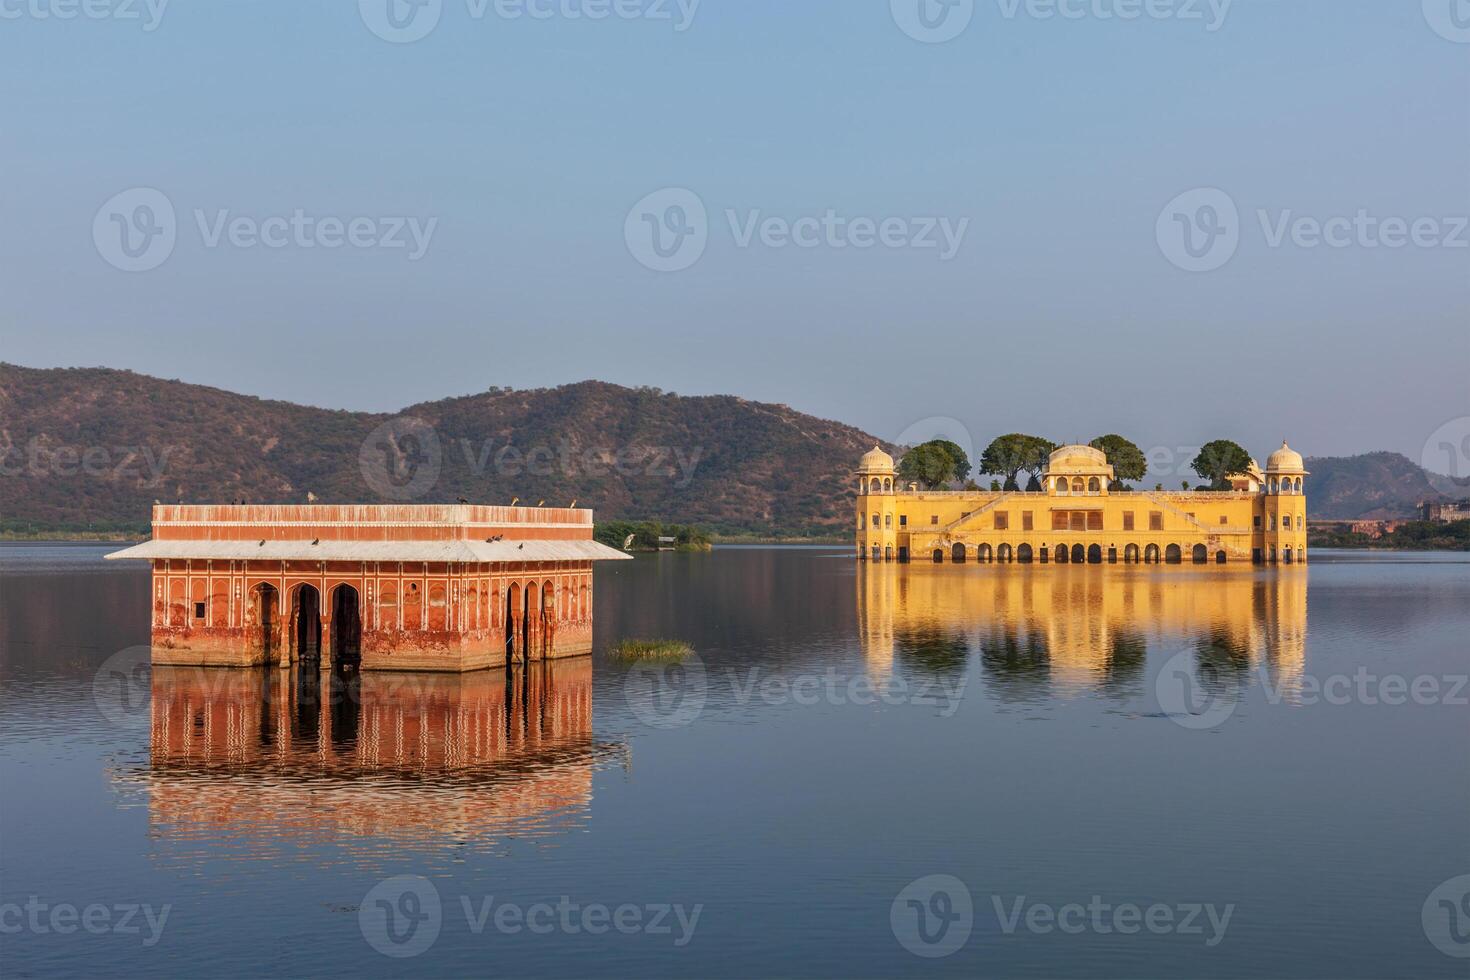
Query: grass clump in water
610 639 694 662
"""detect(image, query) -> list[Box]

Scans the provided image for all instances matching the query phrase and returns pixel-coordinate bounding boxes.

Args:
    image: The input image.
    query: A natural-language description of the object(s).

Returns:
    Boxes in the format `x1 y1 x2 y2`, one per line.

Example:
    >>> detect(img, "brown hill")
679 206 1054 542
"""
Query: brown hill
1304 452 1447 520
0 364 880 536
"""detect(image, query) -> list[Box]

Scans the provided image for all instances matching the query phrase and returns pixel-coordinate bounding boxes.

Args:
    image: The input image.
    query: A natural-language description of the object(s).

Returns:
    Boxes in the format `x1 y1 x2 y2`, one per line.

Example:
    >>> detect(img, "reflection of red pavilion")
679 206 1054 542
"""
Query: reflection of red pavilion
132 661 616 853
106 504 629 671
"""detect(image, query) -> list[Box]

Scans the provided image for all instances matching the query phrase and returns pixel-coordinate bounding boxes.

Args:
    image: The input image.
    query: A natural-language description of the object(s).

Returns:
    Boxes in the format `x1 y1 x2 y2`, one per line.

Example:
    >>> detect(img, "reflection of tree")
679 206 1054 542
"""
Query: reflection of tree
1190 626 1253 701
1102 630 1147 693
895 623 970 675
979 624 1051 700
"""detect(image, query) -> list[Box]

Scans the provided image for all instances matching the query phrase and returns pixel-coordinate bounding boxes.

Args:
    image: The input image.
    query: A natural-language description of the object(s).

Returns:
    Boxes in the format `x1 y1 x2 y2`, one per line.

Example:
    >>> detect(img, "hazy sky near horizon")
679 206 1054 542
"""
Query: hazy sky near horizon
2 0 1466 469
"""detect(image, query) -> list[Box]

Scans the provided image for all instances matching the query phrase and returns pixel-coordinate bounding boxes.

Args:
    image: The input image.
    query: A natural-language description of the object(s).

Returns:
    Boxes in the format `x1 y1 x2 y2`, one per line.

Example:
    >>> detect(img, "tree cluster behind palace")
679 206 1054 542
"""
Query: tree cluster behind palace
897 434 1256 493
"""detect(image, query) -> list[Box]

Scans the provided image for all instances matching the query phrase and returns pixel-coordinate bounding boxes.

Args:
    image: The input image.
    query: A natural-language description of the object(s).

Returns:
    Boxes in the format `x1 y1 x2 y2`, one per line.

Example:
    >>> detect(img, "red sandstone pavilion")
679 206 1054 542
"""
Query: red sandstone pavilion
105 503 631 671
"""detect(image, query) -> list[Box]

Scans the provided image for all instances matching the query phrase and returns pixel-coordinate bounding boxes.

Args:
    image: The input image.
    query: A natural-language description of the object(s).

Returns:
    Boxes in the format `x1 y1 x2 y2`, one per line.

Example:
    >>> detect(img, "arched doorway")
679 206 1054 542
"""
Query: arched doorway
932 549 944 564
523 582 539 662
1144 544 1160 564
1124 544 1140 564
1165 544 1183 565
1216 550 1228 565
884 546 894 562
977 543 993 563
1017 543 1033 564
248 584 279 663
1055 543 1069 564
1087 544 1103 564
997 543 1013 563
331 585 362 666
1192 544 1209 565
952 543 967 564
292 585 322 661
1283 547 1294 564
1072 544 1086 564
505 582 521 661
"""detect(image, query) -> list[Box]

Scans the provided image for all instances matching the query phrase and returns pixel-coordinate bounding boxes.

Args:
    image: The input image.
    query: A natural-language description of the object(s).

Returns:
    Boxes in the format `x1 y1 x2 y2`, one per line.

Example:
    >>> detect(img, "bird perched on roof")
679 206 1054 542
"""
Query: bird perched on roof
569 499 577 508
307 491 318 503
458 497 469 504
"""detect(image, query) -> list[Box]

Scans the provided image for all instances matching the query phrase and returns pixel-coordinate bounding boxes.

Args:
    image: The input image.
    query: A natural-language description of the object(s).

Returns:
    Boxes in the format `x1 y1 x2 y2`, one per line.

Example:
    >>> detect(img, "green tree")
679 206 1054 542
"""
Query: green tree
980 434 1055 489
1089 434 1147 487
1191 440 1253 490
898 440 972 490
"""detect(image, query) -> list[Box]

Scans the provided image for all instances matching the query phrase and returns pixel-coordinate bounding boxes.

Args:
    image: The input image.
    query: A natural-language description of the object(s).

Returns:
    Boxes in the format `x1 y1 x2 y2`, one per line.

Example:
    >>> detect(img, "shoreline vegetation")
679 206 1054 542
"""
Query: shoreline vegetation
593 521 712 553
1308 520 1470 552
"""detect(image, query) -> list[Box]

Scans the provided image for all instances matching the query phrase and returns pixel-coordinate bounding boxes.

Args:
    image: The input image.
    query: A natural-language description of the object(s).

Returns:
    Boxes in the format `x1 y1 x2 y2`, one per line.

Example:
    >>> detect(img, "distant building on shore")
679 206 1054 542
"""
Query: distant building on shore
856 442 1308 566
1421 499 1470 523
106 503 630 671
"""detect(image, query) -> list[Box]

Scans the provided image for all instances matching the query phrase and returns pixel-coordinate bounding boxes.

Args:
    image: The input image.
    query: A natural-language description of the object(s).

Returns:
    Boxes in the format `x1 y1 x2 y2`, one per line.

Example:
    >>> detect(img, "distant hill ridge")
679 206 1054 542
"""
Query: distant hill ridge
0 363 1454 532
0 364 877 535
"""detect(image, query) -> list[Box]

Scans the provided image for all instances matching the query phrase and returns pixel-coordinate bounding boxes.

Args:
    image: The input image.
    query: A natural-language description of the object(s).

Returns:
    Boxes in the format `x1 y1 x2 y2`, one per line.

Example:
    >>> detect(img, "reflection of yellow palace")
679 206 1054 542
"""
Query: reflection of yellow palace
856 442 1309 566
857 561 1308 693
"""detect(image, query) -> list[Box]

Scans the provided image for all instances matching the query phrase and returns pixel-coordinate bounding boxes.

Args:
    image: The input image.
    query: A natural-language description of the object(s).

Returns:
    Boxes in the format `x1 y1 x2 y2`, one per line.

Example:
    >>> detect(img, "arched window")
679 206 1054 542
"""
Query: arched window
1087 544 1102 564
1017 543 1033 564
1072 477 1085 492
870 477 882 493
1295 478 1303 493
883 478 892 493
885 514 892 527
1124 544 1140 563
978 543 994 563
1165 544 1183 565
1055 543 1069 564
884 546 893 562
1144 544 1160 564
1056 478 1069 494
997 544 1013 563
1088 477 1101 493
1072 544 1086 564
1192 544 1209 564
952 543 967 563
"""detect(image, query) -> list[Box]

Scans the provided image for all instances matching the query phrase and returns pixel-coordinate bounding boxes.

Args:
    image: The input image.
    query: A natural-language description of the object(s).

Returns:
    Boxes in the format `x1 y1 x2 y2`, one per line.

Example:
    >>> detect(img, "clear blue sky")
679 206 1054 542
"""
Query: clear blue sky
2 0 1466 465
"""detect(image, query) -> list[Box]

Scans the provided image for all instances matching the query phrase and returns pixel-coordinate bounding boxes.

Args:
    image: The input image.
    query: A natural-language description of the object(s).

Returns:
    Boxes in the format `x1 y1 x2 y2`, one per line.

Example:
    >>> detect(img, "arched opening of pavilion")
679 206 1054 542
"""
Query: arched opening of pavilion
292 584 322 661
331 584 362 666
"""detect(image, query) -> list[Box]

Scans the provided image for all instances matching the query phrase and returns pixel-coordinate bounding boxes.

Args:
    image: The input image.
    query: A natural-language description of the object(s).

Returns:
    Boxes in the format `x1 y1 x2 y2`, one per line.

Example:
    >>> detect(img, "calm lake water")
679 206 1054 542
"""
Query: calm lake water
2 544 1467 978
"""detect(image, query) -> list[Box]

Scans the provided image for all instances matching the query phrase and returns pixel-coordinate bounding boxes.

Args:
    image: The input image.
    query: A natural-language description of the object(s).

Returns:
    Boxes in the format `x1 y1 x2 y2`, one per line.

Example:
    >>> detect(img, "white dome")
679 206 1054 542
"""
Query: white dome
858 445 895 473
1266 441 1305 473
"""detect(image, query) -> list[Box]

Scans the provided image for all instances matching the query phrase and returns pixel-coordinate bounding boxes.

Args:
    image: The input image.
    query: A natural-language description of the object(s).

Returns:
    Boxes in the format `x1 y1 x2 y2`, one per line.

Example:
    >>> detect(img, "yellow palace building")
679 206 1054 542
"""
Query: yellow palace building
856 442 1309 566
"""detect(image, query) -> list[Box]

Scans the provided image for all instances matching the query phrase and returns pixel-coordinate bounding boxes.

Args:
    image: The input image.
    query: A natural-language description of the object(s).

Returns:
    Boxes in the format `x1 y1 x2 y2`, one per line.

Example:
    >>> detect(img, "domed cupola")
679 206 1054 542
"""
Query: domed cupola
1044 444 1115 495
1266 441 1305 474
858 445 896 475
